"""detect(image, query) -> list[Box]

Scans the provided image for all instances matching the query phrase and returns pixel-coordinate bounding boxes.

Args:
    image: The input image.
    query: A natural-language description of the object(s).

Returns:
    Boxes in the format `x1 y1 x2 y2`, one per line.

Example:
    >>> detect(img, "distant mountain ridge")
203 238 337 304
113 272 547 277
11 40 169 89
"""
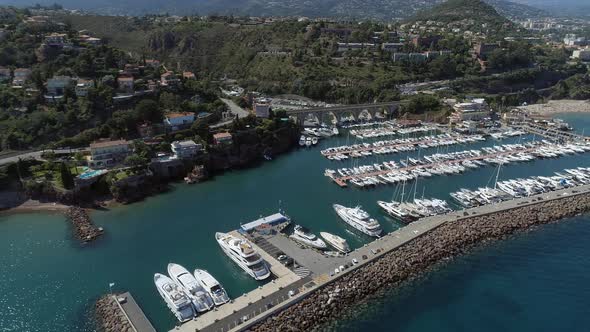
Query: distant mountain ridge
0 0 548 20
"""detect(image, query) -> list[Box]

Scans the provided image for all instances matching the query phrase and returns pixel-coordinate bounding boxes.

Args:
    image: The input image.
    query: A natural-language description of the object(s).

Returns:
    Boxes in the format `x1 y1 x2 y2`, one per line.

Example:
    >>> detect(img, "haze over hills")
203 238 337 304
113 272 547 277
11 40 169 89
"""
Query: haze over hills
0 0 548 20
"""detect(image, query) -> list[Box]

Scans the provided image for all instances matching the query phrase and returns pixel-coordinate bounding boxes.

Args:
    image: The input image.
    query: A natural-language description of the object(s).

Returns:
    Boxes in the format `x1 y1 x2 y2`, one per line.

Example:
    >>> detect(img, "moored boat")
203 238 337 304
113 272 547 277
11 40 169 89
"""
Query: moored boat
319 232 350 253
215 232 271 280
154 273 196 322
289 225 327 249
168 263 214 312
194 269 230 306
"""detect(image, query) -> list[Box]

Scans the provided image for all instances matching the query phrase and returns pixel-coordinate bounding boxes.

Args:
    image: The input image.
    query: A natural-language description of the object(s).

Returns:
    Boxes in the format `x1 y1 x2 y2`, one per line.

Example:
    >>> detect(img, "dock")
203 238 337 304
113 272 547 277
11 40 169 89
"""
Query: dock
321 133 452 157
333 146 539 184
168 183 590 332
115 292 156 332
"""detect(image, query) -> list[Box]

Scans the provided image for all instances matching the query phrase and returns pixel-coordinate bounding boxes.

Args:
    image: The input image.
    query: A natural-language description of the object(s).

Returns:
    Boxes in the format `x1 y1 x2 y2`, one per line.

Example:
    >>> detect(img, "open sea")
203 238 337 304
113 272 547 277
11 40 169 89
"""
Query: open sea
0 112 589 332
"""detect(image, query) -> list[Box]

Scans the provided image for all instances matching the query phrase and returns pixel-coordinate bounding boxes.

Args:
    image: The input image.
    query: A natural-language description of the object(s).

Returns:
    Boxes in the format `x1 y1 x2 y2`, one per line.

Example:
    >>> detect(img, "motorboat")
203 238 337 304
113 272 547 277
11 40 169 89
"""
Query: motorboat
215 232 271 280
319 232 350 253
289 225 327 249
154 273 196 322
333 204 382 237
167 263 214 312
193 269 230 306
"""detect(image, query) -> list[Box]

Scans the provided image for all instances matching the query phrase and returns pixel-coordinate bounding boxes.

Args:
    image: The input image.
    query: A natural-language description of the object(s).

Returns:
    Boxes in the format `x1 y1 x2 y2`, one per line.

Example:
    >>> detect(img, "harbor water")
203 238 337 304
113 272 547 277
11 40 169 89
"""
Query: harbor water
1 112 590 331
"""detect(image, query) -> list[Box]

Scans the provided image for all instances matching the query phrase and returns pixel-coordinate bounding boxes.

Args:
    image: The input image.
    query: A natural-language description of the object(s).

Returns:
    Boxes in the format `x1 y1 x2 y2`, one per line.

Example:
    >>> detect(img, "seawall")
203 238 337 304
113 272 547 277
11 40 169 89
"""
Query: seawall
249 192 590 331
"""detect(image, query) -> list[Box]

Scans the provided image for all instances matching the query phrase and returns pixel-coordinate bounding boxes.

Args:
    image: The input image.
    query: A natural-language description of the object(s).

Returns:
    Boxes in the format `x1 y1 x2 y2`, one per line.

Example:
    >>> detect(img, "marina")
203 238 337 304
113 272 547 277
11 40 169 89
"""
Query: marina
2 113 590 332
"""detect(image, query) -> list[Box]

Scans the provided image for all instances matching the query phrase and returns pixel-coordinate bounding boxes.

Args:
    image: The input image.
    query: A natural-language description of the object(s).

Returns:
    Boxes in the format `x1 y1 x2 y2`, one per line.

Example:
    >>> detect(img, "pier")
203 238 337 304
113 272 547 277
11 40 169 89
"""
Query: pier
116 292 156 332
519 123 589 142
169 183 590 332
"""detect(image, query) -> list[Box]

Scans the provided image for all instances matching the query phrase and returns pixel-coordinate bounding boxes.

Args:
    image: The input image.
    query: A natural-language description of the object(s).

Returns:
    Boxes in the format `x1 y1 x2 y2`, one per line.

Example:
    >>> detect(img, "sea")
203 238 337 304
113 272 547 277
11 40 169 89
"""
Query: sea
0 112 589 332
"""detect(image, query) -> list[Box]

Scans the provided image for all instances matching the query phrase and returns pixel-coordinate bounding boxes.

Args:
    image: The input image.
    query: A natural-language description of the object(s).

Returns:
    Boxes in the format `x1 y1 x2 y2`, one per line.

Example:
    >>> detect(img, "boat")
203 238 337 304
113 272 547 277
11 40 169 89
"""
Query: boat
311 137 319 145
319 232 350 253
154 273 196 322
305 137 312 147
289 225 327 249
194 269 230 306
332 127 339 136
167 263 214 312
333 204 382 237
215 232 271 280
299 135 306 147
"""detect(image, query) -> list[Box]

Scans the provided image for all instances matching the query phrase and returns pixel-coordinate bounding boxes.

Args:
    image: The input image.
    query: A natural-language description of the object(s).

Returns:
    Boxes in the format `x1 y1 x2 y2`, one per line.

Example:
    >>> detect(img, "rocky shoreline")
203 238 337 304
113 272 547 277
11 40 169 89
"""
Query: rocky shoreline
250 193 590 332
95 295 134 332
65 206 103 243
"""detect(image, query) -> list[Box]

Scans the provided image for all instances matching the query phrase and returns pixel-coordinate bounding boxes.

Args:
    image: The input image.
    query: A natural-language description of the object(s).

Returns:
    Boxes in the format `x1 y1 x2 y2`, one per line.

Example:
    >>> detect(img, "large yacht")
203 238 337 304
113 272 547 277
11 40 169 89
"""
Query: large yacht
167 263 214 313
194 269 230 306
154 273 196 322
215 232 271 280
377 200 416 223
319 232 350 253
333 204 382 237
289 225 327 249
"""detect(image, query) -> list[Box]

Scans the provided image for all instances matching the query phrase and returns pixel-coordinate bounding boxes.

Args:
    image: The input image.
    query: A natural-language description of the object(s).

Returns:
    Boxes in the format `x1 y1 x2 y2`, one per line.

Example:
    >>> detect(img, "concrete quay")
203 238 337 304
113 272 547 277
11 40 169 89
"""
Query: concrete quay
171 184 590 332
171 231 304 332
116 292 157 332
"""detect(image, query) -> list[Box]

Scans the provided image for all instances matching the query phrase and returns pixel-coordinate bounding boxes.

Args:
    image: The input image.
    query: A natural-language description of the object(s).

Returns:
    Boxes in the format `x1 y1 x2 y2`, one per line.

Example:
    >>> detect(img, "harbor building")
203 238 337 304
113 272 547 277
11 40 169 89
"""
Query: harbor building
450 98 490 123
88 139 130 168
171 140 203 159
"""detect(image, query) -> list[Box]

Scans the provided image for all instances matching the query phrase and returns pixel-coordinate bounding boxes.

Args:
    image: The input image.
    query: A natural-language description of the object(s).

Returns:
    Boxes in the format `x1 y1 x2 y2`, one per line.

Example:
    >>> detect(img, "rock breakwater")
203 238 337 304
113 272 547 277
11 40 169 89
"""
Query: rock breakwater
250 193 590 331
65 206 103 243
95 295 134 332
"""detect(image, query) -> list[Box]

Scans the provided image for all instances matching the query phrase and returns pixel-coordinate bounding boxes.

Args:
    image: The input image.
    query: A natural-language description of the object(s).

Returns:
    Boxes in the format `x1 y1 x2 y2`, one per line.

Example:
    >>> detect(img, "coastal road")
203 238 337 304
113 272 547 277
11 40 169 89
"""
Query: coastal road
0 148 88 166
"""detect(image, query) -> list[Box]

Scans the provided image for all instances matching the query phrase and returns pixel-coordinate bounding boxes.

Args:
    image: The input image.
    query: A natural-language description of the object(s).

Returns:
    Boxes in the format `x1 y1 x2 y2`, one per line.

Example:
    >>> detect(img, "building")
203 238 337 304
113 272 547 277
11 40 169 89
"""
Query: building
164 112 195 130
137 122 154 138
572 49 590 61
88 139 130 168
75 79 94 97
473 43 500 60
0 67 10 82
254 102 271 118
12 68 31 86
117 76 134 93
145 59 160 68
78 34 101 45
213 132 233 146
161 71 180 88
182 71 196 80
171 140 203 159
123 64 140 76
564 34 587 47
381 43 404 52
46 76 73 97
336 43 376 53
450 98 490 123
44 33 67 47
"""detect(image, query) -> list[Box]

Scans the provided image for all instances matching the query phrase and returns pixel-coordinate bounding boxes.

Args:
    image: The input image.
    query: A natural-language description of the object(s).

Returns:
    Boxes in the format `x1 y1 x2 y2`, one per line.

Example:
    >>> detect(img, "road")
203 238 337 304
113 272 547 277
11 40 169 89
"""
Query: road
221 98 250 118
0 148 88 166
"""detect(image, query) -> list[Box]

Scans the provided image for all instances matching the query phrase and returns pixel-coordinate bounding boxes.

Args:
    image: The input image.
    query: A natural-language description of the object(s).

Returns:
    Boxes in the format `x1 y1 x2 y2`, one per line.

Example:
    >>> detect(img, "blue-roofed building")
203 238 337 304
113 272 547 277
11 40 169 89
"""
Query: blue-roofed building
239 212 291 234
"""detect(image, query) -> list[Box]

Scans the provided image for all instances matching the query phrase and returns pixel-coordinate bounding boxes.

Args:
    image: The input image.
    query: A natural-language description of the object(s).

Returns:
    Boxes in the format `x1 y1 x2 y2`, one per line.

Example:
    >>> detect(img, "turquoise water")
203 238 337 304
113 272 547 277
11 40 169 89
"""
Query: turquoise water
1 113 590 331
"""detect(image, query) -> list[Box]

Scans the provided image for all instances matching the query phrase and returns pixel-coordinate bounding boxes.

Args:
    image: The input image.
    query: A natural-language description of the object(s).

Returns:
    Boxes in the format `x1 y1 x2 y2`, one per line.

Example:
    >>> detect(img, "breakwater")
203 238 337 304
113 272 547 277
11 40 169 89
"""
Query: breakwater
95 295 134 332
65 206 103 243
250 193 590 331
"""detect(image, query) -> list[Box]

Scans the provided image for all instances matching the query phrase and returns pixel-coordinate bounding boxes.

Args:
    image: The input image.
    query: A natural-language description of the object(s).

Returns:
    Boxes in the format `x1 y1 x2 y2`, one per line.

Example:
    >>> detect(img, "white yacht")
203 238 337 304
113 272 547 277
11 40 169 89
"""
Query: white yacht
154 273 196 322
215 232 271 280
319 232 350 253
289 225 327 249
194 269 230 306
333 204 382 237
167 263 214 313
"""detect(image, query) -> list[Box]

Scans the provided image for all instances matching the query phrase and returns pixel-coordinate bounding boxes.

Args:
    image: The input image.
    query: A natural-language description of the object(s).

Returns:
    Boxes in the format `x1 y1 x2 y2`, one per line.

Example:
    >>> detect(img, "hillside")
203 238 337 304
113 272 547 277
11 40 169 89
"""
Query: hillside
3 0 548 21
406 0 516 33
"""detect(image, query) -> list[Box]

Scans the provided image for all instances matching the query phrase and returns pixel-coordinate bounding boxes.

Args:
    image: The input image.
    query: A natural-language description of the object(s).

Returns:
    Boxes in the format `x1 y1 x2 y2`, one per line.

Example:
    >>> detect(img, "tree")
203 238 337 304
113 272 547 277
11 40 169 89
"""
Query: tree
59 162 74 189
135 99 162 123
124 154 147 168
